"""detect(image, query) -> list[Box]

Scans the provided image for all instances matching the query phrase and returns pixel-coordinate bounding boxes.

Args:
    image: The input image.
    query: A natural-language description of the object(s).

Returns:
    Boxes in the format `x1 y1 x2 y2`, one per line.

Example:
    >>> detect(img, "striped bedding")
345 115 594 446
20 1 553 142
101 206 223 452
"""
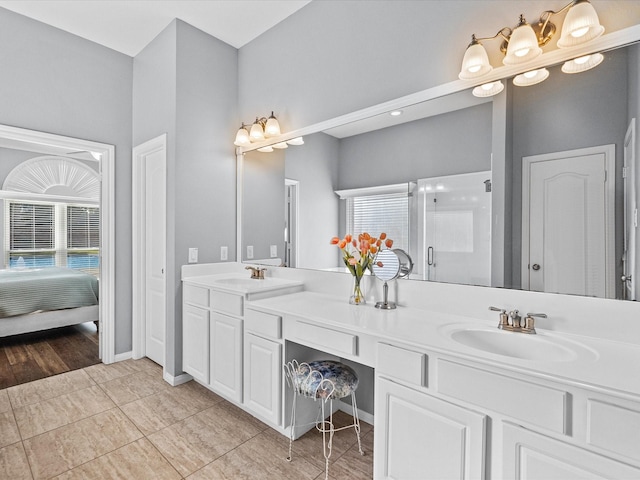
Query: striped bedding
0 267 99 318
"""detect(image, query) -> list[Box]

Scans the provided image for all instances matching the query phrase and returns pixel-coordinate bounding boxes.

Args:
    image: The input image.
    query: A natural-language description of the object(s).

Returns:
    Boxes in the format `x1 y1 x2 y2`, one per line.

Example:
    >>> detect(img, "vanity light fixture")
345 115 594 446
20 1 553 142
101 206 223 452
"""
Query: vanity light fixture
234 111 281 146
459 0 605 85
390 110 403 116
513 68 550 86
286 137 305 146
272 142 289 149
257 145 274 153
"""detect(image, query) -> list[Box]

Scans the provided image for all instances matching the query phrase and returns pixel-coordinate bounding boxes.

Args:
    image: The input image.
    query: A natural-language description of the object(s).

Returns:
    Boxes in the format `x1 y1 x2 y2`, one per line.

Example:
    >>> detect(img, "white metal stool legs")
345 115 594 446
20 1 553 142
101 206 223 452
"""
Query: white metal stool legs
284 360 365 480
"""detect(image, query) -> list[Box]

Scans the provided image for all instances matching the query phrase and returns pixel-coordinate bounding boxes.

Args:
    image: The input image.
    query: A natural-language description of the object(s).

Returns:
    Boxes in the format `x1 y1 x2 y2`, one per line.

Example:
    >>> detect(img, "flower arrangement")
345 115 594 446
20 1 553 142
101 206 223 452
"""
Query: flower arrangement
330 232 393 304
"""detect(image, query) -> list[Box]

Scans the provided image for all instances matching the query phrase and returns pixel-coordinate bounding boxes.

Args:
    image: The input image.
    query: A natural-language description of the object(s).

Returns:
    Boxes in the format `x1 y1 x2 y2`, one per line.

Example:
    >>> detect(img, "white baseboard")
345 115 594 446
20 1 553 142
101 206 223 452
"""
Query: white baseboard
163 371 193 386
336 399 374 425
114 351 132 362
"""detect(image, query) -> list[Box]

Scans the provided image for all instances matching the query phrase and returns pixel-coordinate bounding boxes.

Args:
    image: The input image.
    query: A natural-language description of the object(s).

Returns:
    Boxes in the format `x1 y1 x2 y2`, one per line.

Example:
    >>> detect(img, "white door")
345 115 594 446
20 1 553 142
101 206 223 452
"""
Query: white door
145 146 166 365
210 312 243 403
182 304 209 383
132 134 167 365
522 146 615 298
243 333 282 426
623 119 637 300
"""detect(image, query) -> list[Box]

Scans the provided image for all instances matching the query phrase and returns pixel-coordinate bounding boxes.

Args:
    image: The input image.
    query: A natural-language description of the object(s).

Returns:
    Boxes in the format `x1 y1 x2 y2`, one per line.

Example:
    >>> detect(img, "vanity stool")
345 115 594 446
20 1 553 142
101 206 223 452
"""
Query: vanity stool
283 359 364 480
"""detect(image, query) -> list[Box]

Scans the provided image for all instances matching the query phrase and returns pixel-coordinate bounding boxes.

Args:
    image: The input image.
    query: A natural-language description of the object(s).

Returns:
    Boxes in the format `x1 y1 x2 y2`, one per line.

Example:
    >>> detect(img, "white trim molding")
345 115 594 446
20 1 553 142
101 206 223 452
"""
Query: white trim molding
0 124 115 363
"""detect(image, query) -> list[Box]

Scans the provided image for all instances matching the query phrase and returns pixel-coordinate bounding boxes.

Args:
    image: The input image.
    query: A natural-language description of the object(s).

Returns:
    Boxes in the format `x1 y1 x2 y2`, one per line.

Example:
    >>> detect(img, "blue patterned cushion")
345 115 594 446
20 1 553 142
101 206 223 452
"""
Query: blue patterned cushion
292 360 359 400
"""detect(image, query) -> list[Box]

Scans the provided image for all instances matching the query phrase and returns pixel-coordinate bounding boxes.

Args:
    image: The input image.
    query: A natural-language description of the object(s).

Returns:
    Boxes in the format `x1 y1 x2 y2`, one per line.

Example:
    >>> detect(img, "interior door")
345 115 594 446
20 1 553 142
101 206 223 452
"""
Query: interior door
144 145 167 366
419 172 492 286
523 146 614 298
623 119 637 300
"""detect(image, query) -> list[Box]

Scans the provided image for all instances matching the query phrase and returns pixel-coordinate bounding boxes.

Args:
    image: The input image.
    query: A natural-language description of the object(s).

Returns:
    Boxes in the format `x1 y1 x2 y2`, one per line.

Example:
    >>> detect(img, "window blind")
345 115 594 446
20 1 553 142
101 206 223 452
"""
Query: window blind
67 206 100 249
9 203 55 250
346 192 409 252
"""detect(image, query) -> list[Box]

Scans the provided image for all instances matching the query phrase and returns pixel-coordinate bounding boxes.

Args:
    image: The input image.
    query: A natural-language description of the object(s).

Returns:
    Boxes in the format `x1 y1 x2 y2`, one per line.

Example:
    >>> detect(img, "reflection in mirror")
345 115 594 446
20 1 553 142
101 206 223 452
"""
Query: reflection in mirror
373 249 401 310
241 42 640 301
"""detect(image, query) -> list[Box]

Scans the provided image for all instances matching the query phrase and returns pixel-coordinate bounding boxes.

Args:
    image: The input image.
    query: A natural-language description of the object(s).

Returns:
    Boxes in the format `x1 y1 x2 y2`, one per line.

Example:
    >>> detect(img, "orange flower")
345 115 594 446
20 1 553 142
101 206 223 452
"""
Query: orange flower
370 245 378 254
376 239 382 247
380 232 387 240
376 261 384 267
348 257 357 266
330 237 340 245
344 234 352 243
339 239 347 249
352 239 357 248
385 238 393 248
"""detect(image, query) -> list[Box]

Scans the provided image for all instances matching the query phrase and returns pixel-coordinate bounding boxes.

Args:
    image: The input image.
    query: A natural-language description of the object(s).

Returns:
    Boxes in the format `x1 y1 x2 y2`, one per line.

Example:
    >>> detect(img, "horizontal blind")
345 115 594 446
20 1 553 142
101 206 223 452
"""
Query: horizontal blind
67 206 100 249
9 203 54 250
347 192 409 251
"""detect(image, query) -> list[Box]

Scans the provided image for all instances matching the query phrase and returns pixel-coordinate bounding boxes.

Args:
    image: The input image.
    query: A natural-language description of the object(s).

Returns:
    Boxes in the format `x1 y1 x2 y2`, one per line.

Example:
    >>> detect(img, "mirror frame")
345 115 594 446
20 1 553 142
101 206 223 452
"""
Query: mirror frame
236 24 640 278
0 124 116 363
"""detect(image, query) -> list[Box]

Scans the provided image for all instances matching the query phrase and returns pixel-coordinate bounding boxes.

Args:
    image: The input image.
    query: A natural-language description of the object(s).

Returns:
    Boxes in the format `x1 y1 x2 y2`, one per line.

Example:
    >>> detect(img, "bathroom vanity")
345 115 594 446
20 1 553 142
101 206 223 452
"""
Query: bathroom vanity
182 263 640 479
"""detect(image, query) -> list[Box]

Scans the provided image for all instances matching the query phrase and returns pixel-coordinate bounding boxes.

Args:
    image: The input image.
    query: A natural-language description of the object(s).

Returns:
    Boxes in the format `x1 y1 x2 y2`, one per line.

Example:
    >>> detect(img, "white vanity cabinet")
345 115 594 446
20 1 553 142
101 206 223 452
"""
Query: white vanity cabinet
243 308 283 426
182 282 245 403
375 340 640 479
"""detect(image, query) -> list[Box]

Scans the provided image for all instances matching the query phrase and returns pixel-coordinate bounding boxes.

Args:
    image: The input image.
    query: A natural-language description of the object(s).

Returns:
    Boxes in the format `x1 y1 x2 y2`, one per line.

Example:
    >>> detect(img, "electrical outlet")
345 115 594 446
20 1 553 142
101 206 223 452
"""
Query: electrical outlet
247 245 254 259
270 245 277 258
188 248 198 264
220 246 228 261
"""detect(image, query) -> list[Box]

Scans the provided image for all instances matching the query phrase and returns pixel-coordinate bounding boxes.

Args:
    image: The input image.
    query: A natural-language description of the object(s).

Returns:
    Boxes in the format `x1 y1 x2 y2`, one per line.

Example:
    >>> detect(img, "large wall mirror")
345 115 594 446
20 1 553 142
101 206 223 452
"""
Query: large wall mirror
239 35 640 302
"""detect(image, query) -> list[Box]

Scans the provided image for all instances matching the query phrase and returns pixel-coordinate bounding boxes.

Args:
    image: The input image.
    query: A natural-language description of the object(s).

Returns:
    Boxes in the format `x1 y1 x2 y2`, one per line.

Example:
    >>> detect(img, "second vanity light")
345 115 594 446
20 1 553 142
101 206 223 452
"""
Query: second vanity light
459 0 605 96
234 111 304 152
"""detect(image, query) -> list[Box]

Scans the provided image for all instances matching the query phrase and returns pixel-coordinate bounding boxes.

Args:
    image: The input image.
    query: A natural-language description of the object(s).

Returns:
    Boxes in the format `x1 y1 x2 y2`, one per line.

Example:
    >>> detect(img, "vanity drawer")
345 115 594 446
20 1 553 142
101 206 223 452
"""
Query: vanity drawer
210 290 243 317
377 343 427 387
437 359 568 434
245 309 282 340
293 320 358 356
587 399 640 462
183 284 209 308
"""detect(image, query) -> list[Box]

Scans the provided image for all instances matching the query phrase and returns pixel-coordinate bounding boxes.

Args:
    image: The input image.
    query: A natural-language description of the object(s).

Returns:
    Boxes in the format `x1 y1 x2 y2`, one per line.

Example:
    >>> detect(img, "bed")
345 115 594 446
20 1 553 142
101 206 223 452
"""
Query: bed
0 267 99 337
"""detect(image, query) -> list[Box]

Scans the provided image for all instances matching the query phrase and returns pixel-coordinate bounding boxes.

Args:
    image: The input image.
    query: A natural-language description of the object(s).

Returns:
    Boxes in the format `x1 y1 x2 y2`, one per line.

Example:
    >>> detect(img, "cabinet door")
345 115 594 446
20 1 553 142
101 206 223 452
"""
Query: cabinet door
502 423 640 479
182 304 209 383
210 312 243 403
374 378 486 480
243 333 282 426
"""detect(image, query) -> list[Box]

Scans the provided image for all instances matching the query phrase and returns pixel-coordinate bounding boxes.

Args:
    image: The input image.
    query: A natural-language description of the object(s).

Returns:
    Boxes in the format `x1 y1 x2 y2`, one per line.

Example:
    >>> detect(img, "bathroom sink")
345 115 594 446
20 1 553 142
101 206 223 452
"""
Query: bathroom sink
207 276 304 299
441 324 597 362
213 277 268 288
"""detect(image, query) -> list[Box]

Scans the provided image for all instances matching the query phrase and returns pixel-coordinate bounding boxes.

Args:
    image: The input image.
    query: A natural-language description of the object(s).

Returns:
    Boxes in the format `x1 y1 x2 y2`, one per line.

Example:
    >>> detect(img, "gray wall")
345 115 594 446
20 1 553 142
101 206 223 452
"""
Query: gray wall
337 104 493 190
285 132 340 269
133 19 238 376
0 7 133 353
238 1 640 131
243 149 286 262
509 47 630 289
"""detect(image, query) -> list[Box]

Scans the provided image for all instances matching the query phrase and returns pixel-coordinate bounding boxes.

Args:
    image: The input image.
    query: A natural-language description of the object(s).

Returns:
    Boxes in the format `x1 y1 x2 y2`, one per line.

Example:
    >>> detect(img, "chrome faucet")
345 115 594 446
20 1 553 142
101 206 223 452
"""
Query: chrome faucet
489 307 546 334
245 266 266 279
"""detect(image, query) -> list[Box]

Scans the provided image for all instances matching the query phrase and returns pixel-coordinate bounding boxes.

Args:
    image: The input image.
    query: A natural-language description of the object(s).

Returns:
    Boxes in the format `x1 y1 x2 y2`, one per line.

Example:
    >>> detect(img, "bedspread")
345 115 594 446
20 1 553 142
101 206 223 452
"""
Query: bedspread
0 267 99 318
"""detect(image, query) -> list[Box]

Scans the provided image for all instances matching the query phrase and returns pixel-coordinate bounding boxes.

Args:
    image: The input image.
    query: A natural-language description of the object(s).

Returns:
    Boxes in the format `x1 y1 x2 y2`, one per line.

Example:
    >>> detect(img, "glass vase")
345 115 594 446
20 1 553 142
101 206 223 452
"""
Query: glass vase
349 274 365 305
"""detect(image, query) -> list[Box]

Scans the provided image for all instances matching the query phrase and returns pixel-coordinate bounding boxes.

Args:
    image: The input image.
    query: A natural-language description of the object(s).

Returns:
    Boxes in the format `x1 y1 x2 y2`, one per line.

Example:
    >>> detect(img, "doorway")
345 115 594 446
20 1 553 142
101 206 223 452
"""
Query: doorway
521 145 615 298
132 135 167 366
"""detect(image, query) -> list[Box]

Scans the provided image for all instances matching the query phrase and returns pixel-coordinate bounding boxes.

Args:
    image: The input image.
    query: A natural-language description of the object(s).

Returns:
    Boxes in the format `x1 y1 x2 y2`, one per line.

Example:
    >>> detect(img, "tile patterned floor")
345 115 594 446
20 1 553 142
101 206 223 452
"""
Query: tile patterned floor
0 359 373 479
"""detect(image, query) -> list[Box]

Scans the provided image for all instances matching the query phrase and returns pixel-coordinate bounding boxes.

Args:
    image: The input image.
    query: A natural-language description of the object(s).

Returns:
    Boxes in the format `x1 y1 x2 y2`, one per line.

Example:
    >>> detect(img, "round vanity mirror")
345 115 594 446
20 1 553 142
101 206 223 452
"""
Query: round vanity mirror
372 249 413 309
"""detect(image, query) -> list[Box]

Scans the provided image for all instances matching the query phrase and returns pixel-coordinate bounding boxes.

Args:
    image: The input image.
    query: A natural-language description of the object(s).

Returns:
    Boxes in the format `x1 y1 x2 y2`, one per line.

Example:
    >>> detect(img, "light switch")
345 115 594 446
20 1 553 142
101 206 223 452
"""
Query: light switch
270 245 277 258
220 246 228 261
247 245 254 259
188 248 198 264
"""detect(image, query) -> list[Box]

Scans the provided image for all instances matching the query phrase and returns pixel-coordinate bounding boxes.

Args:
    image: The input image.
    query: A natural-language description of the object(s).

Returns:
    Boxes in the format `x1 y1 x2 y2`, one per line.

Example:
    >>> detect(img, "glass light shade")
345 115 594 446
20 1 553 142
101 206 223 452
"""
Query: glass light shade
265 112 281 137
287 137 305 146
557 1 604 48
272 142 288 149
513 68 550 86
561 53 604 74
249 120 265 141
257 146 274 152
503 21 542 65
472 81 504 98
459 42 493 80
234 126 250 146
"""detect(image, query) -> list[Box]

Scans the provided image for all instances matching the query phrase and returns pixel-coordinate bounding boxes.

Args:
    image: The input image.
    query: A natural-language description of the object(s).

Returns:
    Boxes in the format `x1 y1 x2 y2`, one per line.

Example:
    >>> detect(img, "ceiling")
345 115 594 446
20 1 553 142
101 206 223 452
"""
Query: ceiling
0 0 312 56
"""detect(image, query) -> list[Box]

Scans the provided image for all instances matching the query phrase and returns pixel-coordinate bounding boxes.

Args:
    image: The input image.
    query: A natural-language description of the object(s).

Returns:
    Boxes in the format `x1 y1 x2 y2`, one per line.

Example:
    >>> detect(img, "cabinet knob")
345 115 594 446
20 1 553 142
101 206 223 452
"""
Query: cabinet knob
532 264 541 271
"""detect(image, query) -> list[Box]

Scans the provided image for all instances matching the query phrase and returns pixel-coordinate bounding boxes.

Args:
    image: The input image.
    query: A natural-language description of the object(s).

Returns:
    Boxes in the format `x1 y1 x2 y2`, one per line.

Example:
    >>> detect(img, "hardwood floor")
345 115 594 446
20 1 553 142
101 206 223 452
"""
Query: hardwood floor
0 322 99 389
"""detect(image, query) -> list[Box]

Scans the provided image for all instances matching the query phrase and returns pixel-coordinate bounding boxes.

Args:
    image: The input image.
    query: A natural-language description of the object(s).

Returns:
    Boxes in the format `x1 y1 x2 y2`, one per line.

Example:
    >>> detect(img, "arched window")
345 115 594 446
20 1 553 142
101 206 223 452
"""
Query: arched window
2 156 100 274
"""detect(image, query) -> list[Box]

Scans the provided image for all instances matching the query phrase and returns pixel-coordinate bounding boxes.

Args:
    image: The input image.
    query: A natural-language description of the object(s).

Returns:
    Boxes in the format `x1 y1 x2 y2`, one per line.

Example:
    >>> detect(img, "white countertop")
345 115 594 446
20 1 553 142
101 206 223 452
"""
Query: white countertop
246 290 640 399
183 273 304 298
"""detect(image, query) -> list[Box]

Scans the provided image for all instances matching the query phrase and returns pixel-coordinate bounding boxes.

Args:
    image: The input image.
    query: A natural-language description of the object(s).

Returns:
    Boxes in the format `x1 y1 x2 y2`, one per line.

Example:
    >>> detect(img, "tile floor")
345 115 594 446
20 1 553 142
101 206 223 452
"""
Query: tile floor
0 358 373 479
